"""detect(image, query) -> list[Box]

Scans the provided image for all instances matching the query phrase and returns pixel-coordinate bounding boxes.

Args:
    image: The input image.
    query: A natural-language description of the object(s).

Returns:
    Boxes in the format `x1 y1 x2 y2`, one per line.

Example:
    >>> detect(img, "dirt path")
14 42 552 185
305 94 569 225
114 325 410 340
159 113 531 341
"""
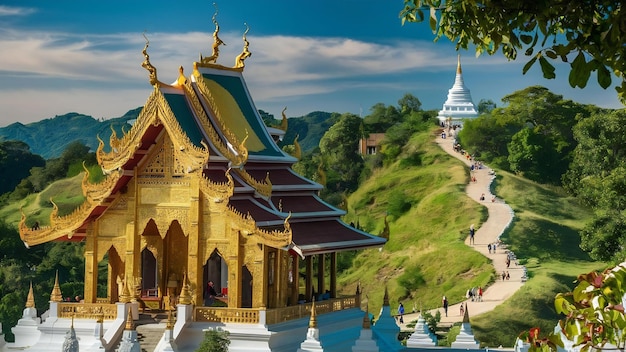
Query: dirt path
397 132 524 328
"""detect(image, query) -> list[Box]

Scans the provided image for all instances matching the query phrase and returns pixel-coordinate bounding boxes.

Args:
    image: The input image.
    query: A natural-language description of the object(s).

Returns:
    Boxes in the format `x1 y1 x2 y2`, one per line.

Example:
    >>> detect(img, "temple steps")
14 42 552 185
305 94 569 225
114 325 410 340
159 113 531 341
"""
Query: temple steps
115 311 169 352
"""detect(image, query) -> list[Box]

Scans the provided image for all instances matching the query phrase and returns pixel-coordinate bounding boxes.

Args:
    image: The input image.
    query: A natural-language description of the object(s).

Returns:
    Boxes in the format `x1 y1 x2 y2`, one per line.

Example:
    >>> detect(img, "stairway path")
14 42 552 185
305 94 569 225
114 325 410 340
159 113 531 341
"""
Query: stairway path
398 132 523 328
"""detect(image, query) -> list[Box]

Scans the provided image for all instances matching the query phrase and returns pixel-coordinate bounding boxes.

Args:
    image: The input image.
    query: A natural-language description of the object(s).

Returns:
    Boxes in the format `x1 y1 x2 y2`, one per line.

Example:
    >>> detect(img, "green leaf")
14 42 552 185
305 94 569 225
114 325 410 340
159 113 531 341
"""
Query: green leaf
539 56 556 79
520 34 533 44
545 50 557 59
523 57 538 74
597 64 612 89
429 7 436 32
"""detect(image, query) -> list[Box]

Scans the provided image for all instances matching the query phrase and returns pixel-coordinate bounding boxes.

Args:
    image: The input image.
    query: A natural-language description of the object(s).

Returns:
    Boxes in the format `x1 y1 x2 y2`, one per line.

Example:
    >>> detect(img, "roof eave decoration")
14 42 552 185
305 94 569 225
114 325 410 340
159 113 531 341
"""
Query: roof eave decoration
292 134 302 160
19 168 121 247
198 168 234 204
97 88 209 173
228 207 291 248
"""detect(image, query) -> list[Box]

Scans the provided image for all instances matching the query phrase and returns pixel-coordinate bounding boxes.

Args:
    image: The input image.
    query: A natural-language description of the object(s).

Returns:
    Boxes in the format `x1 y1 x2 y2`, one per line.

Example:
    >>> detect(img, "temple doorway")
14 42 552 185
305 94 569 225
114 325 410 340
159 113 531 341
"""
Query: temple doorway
203 250 228 302
141 248 158 297
241 266 253 308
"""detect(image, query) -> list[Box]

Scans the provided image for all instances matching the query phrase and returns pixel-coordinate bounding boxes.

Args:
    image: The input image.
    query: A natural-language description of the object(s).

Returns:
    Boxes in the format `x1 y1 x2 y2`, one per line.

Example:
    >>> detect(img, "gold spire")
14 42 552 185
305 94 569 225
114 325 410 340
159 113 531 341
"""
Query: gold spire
125 308 135 330
176 66 187 86
234 23 251 69
309 298 318 328
166 299 176 330
50 270 63 302
26 281 35 308
457 54 462 74
120 280 131 303
383 286 389 306
141 32 159 86
179 271 192 305
463 303 470 323
362 303 371 329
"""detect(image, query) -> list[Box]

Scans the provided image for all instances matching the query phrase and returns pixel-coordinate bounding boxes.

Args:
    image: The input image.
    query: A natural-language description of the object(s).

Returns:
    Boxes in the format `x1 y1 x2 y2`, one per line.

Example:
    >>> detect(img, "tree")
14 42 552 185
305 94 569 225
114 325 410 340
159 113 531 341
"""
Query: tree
398 93 422 114
400 1 626 104
477 99 496 114
319 113 364 193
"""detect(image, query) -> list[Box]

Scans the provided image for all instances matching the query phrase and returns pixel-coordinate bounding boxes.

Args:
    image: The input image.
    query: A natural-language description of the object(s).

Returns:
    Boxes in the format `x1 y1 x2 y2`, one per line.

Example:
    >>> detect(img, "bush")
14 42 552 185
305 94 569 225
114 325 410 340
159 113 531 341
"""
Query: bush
196 328 230 352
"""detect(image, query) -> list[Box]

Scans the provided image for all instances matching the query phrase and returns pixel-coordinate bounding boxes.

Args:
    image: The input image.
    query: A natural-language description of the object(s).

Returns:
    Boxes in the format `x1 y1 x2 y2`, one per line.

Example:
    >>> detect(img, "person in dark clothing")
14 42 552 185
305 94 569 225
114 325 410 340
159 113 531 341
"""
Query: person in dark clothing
204 280 218 306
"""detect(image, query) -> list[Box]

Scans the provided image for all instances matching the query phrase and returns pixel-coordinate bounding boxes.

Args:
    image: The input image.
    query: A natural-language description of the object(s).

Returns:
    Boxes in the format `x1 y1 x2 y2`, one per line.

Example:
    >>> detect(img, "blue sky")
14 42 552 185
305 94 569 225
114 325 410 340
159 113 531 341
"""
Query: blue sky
0 1 622 127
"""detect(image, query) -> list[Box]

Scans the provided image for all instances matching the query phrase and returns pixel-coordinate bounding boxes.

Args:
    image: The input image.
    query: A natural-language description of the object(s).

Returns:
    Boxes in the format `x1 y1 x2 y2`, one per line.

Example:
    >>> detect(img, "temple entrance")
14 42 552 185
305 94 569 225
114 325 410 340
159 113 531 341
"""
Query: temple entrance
203 250 227 305
241 266 253 308
141 248 158 297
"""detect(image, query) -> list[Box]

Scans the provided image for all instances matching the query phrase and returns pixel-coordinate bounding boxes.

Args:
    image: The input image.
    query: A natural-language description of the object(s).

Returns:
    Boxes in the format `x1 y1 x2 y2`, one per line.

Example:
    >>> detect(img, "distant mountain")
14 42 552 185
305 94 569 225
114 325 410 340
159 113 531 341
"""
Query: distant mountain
0 108 336 160
0 108 140 159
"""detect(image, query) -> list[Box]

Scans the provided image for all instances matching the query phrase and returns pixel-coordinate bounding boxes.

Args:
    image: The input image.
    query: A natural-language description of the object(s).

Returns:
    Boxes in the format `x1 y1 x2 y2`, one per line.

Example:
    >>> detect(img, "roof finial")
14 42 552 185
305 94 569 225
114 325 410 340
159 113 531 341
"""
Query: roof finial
200 3 225 66
50 270 63 302
383 286 389 306
141 32 159 86
309 298 318 328
362 302 371 329
279 107 288 131
125 307 135 330
176 66 187 86
234 23 251 69
463 303 470 323
457 54 462 74
26 281 35 308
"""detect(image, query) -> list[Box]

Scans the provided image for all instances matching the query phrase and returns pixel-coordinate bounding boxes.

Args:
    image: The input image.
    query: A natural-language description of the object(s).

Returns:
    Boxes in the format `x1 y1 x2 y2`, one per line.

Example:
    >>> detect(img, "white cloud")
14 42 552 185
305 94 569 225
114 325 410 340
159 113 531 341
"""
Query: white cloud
0 6 36 16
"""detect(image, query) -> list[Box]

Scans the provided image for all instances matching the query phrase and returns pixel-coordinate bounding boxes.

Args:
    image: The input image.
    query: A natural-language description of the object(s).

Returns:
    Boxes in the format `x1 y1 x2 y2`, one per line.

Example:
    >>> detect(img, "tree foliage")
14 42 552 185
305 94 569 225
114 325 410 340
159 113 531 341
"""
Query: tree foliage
319 113 364 193
400 1 626 104
196 329 230 352
0 141 45 195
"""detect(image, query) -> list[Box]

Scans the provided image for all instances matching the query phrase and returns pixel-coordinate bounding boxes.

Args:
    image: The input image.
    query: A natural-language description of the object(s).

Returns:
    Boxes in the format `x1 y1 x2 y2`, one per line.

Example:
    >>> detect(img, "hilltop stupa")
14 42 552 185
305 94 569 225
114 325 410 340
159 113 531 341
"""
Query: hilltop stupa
437 55 478 126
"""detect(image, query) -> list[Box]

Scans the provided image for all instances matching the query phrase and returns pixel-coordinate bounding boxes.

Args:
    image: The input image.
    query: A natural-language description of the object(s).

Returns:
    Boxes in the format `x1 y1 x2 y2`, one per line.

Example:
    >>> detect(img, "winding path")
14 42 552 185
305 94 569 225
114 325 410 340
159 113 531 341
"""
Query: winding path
398 132 523 328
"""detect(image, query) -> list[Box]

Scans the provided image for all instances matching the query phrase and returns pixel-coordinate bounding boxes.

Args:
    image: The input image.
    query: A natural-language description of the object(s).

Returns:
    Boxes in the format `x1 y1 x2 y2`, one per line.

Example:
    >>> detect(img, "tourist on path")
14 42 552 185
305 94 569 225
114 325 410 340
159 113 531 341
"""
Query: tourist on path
442 296 449 317
469 224 475 245
398 303 405 323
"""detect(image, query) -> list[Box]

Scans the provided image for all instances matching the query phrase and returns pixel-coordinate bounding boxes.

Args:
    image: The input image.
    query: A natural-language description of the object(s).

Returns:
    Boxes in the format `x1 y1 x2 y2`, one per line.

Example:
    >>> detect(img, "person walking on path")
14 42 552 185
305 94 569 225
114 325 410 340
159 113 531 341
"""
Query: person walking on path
459 302 464 316
469 224 475 245
442 296 449 317
398 303 405 323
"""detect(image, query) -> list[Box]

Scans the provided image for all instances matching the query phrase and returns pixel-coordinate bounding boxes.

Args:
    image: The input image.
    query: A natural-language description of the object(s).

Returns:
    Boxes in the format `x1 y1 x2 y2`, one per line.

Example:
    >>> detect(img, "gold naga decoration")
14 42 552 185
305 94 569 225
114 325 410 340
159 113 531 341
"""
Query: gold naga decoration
141 32 161 86
198 3 225 66
227 206 292 248
198 168 234 204
279 107 289 131
234 23 252 69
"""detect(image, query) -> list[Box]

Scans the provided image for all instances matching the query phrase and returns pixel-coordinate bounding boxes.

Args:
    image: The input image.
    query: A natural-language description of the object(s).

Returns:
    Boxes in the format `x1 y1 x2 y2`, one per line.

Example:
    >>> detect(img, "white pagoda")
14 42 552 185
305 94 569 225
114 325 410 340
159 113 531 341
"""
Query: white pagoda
437 55 478 126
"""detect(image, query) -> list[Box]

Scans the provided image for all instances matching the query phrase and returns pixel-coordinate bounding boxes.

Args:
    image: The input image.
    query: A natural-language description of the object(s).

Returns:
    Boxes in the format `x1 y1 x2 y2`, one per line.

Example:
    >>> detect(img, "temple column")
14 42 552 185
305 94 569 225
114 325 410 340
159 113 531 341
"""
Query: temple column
84 224 98 303
317 254 325 298
188 178 201 305
126 169 139 294
290 255 299 305
330 252 337 298
228 229 243 307
305 256 313 301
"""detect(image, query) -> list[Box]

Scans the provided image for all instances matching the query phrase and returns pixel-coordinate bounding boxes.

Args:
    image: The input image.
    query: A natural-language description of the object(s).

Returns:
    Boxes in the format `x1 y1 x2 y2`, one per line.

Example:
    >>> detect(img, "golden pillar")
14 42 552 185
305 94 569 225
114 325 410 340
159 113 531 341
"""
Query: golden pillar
83 225 98 303
188 179 201 306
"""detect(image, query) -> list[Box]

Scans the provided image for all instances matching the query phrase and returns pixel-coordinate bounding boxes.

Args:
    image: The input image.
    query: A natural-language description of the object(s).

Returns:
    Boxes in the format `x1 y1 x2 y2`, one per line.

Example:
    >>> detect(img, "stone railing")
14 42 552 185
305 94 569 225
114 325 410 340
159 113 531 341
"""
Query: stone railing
58 303 117 320
194 295 360 325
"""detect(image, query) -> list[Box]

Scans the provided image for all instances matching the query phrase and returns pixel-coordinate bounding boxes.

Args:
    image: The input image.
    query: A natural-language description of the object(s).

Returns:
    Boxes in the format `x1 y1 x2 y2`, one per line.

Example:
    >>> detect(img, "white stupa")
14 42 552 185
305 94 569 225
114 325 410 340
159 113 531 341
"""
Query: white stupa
437 55 478 126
